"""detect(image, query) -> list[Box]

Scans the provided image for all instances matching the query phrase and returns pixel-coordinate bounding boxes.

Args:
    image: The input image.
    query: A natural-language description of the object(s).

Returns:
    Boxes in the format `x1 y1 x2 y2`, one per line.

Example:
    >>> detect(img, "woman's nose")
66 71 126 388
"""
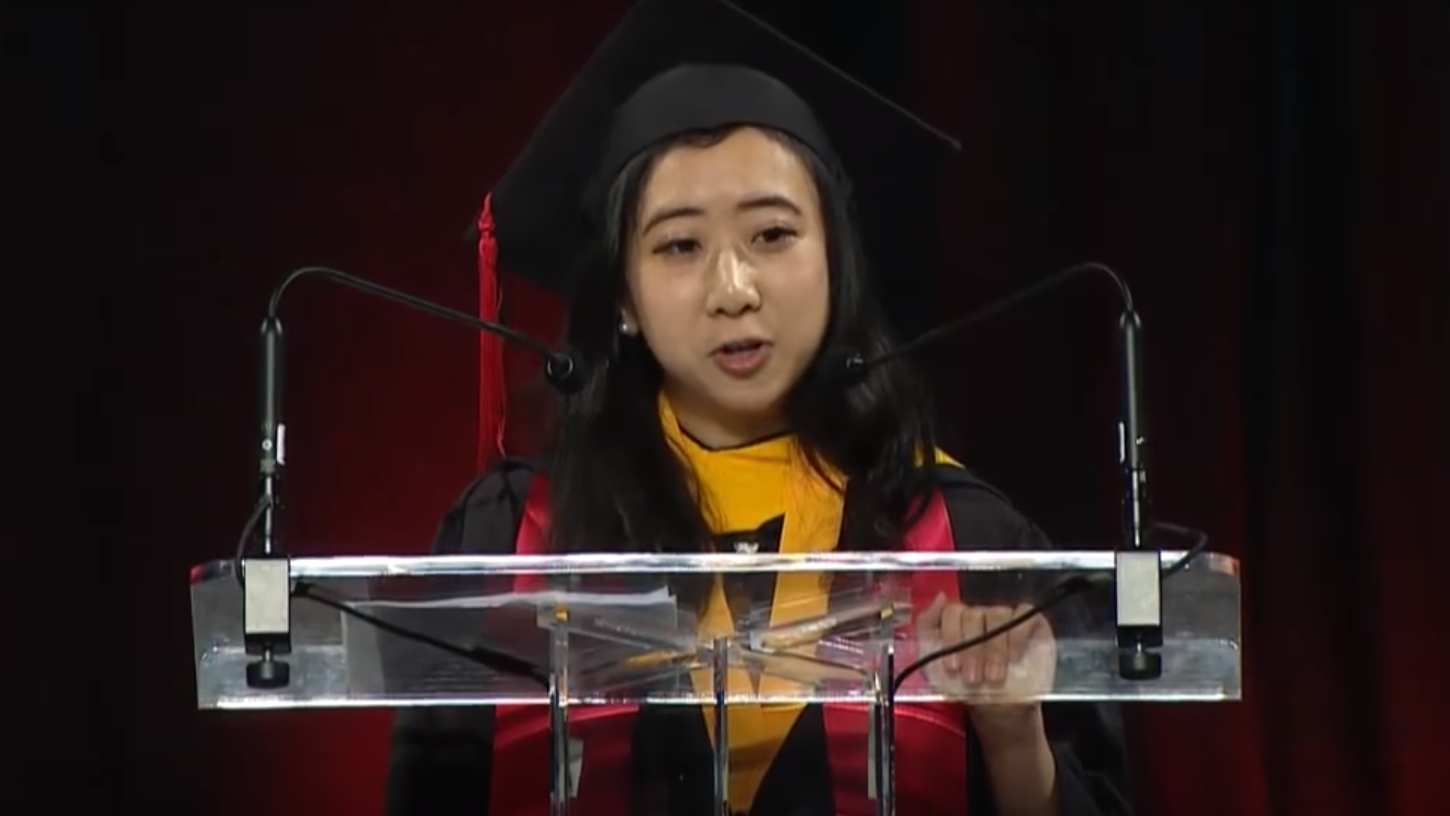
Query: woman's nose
705 250 762 316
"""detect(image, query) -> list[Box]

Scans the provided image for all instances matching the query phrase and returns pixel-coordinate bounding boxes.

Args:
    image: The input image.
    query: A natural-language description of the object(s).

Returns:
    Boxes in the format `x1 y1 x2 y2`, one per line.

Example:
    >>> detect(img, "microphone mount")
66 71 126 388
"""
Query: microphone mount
239 265 583 689
843 261 1164 680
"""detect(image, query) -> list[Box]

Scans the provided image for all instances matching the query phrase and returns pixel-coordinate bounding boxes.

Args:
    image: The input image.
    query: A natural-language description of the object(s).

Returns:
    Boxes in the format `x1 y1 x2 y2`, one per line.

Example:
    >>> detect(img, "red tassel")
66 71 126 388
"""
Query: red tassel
476 194 507 470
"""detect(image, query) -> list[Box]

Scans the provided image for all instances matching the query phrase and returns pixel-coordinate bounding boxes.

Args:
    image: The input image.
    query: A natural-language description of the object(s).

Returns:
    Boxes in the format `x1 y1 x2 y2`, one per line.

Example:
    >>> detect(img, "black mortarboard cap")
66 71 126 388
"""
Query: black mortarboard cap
473 0 961 298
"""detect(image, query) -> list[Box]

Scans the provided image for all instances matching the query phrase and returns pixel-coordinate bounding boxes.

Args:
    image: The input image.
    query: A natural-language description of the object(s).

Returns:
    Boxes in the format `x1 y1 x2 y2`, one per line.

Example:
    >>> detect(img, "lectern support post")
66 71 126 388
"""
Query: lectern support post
549 622 571 816
871 640 897 816
712 636 732 816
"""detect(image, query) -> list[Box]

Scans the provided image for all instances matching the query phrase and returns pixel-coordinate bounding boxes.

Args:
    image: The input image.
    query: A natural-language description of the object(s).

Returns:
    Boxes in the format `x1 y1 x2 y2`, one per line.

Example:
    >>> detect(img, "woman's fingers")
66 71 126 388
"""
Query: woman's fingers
934 603 1042 685
940 598 965 673
979 606 1015 684
918 592 1057 688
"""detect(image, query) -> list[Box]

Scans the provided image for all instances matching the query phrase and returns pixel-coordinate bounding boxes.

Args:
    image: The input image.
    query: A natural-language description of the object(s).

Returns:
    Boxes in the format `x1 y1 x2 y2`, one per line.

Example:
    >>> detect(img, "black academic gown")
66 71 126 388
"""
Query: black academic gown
383 459 1135 816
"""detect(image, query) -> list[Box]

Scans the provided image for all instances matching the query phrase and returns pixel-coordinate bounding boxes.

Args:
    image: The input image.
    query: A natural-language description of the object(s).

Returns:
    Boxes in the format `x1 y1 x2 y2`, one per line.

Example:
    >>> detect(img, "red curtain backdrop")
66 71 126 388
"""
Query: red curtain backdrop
8 1 1446 814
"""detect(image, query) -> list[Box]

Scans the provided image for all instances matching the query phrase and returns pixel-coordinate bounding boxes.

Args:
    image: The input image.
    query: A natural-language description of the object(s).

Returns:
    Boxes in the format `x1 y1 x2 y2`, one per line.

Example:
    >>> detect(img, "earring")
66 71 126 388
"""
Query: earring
619 317 631 334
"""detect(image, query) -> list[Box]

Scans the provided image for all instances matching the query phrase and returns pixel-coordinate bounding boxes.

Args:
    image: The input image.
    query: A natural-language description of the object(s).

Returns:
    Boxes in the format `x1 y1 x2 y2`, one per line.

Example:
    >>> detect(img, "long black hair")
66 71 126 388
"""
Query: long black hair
546 125 941 555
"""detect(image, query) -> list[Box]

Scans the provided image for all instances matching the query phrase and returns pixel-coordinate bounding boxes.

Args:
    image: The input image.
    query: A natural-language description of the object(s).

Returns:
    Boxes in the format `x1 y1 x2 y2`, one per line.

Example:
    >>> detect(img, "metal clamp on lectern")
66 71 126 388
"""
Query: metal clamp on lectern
243 556 293 689
1113 550 1164 678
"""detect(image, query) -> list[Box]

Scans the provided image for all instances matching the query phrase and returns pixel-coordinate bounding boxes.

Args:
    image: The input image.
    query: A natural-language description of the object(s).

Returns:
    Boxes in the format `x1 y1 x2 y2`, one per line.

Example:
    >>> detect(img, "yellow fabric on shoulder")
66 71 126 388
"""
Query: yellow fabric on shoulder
928 447 963 469
656 393 958 811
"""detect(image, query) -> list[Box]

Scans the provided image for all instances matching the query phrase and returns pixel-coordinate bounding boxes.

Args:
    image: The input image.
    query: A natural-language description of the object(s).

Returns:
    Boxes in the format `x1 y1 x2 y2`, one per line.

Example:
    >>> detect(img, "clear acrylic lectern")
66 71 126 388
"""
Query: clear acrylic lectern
190 549 1240 815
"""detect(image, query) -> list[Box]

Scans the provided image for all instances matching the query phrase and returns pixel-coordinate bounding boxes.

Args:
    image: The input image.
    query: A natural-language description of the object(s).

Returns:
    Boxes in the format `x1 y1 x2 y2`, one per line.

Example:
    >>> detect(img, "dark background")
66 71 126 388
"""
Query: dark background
6 0 1448 814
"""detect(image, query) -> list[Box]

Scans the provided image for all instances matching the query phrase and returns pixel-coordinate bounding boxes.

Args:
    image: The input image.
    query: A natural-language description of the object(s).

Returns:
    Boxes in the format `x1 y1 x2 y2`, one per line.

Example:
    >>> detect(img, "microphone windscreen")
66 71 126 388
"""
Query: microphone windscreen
545 353 589 394
819 347 868 388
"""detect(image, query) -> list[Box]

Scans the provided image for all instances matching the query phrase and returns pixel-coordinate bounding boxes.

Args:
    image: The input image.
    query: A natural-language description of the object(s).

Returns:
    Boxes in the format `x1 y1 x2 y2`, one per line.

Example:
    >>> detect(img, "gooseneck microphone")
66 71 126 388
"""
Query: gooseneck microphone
265 266 584 392
244 314 289 688
1114 309 1162 680
238 265 582 689
836 261 1135 382
842 261 1166 681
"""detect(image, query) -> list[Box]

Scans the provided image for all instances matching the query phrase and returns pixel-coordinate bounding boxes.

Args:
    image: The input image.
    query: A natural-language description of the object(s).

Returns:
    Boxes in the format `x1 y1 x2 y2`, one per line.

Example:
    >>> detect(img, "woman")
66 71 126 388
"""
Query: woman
385 0 1133 814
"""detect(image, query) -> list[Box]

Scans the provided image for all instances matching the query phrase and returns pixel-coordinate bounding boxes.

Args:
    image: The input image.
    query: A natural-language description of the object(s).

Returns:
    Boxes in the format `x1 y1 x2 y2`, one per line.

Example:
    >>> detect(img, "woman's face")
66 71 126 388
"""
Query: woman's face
620 127 831 448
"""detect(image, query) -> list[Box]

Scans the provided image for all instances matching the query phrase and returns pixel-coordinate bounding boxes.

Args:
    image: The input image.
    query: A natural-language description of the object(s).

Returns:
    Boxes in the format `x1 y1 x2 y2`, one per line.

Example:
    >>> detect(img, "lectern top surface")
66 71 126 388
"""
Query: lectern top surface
191 549 1236 582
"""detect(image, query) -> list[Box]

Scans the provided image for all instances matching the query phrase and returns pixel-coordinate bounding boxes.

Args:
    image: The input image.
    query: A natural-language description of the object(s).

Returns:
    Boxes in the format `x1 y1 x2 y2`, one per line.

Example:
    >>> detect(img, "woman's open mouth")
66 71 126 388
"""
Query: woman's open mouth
712 339 771 378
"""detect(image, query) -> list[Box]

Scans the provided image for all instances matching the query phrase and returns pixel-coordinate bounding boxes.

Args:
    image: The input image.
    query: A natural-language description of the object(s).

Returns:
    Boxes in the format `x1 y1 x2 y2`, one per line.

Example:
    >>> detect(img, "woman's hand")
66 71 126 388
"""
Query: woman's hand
914 594 1061 816
914 593 1057 709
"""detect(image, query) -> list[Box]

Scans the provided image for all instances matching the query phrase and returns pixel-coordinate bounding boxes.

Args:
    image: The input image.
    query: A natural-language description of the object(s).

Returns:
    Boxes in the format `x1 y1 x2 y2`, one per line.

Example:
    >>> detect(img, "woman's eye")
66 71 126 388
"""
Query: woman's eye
757 226 798 245
654 238 700 256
